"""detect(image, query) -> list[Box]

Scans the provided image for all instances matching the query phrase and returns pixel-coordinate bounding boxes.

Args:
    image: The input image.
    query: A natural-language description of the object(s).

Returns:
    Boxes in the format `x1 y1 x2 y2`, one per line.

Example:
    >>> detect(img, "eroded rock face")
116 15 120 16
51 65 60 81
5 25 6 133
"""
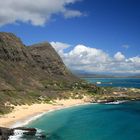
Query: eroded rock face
28 42 70 76
0 33 32 62
0 32 78 91
0 127 13 140
0 127 47 140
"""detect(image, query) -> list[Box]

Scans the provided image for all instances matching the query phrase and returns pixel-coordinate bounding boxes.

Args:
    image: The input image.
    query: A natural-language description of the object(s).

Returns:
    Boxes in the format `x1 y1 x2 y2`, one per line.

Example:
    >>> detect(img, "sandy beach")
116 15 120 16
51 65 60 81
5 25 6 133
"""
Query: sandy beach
0 98 89 128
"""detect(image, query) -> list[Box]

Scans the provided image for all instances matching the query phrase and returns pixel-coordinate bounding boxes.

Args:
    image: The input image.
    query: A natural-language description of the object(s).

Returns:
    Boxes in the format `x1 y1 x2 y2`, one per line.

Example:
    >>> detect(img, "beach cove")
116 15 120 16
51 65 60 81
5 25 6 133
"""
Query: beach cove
0 98 90 128
27 101 140 140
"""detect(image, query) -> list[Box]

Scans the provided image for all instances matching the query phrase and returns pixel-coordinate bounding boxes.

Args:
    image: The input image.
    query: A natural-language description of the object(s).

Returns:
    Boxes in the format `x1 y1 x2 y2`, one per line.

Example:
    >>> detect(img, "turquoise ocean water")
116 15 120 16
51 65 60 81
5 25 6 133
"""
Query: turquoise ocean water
12 78 140 140
83 78 140 88
27 101 140 140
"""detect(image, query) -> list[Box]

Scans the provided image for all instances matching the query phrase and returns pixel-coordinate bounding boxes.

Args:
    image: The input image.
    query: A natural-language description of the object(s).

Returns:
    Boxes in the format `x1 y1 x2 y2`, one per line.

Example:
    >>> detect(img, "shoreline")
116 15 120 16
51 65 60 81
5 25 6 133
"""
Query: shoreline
0 98 91 128
0 98 138 128
12 102 92 128
13 100 129 128
11 100 134 128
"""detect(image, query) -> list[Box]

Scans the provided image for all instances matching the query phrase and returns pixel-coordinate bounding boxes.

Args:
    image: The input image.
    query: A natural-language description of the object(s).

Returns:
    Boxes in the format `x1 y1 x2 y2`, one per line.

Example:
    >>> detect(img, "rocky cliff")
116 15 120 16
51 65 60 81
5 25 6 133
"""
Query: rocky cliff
0 32 78 91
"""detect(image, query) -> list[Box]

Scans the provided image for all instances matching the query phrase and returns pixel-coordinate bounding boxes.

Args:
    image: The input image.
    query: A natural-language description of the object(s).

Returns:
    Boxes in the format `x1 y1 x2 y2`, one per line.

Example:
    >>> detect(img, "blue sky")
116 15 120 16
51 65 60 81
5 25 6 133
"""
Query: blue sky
0 0 140 74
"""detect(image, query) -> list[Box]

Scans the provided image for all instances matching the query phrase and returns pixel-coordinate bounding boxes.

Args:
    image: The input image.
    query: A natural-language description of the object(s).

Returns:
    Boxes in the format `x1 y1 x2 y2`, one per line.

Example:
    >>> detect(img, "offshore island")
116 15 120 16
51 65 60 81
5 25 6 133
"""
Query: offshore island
0 32 140 139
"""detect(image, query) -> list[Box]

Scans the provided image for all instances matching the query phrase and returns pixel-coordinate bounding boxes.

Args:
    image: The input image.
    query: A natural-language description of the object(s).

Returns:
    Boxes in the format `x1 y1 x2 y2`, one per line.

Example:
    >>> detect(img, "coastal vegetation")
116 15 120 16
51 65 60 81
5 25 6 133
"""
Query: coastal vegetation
0 32 140 115
0 80 140 115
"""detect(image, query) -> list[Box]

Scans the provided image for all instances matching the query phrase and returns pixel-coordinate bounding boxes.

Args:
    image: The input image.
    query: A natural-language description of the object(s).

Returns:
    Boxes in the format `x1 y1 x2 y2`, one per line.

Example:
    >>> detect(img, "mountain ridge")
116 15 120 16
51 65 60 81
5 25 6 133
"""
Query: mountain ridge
0 32 78 91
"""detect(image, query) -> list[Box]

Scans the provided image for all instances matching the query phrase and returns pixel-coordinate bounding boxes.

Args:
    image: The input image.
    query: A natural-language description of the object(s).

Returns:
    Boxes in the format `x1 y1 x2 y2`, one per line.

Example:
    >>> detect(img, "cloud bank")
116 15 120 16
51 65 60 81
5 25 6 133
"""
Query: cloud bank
51 42 140 74
0 0 83 26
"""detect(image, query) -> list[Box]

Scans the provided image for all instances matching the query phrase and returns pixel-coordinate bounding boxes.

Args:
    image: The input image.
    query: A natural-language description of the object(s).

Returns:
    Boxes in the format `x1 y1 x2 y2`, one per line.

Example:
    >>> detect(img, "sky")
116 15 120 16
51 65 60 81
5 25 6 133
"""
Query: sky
0 0 140 74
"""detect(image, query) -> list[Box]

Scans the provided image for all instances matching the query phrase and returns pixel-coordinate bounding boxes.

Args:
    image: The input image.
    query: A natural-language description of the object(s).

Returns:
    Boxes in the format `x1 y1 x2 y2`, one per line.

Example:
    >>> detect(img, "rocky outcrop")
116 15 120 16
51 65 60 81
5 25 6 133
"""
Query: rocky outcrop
0 127 13 140
0 32 78 91
0 127 46 140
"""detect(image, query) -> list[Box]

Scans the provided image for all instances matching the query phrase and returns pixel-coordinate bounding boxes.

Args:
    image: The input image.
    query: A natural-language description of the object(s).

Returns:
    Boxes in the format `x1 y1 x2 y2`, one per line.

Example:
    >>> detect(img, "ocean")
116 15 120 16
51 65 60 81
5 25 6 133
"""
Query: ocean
10 78 140 140
83 78 140 88
26 101 140 140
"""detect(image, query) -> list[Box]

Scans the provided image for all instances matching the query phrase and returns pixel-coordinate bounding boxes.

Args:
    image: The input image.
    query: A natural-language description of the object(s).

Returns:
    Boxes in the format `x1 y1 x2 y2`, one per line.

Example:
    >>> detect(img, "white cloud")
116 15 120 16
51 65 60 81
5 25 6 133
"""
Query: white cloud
50 41 70 55
122 44 130 49
128 56 140 64
114 52 125 61
64 10 83 18
0 0 83 26
51 42 140 73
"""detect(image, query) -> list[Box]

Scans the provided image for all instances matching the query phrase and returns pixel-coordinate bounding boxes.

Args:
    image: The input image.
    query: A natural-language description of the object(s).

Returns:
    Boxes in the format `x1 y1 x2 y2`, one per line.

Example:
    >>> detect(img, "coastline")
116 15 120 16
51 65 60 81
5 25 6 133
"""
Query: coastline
0 96 139 128
0 98 90 128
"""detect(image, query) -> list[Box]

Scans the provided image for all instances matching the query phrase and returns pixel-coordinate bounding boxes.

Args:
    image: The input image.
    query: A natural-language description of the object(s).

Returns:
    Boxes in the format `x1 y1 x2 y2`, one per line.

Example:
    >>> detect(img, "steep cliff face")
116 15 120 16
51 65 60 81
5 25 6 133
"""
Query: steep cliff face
0 33 32 62
0 32 78 91
28 42 71 76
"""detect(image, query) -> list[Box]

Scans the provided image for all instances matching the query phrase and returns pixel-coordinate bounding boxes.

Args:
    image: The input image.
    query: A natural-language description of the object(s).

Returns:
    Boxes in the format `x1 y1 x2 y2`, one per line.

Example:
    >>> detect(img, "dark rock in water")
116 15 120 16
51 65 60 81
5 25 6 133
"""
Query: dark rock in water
11 127 47 140
0 127 13 140
12 127 37 136
0 127 47 140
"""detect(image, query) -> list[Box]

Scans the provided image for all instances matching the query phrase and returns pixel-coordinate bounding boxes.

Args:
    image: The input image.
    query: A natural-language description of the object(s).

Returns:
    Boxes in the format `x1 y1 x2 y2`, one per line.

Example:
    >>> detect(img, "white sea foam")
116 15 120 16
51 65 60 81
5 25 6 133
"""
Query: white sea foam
8 128 44 140
11 112 47 128
8 129 28 140
96 82 101 84
105 100 127 104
